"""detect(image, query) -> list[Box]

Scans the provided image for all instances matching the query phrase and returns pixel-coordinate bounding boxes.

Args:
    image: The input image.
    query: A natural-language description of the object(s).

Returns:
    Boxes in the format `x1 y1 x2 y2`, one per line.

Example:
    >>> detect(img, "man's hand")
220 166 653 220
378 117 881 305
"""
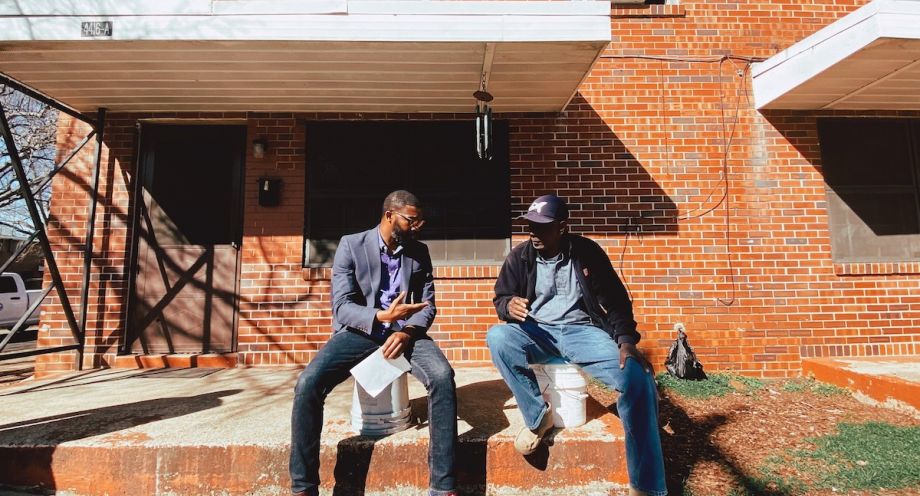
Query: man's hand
506 296 530 321
382 331 412 359
376 291 429 323
619 342 652 373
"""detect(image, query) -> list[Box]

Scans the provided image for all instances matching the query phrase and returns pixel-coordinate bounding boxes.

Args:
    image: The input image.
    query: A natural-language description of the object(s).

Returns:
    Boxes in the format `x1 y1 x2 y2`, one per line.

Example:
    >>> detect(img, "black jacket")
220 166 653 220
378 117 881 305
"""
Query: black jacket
492 234 640 346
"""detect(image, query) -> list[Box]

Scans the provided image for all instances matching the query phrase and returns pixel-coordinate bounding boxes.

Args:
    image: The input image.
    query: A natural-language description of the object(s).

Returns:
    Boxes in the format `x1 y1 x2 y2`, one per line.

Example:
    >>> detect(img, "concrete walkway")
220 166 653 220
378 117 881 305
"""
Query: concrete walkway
0 327 37 386
0 367 628 495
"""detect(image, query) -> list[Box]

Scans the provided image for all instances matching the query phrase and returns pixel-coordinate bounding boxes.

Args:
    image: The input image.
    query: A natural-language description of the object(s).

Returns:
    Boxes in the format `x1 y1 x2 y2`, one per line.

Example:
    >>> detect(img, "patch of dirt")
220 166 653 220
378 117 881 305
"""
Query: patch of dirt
586 380 920 495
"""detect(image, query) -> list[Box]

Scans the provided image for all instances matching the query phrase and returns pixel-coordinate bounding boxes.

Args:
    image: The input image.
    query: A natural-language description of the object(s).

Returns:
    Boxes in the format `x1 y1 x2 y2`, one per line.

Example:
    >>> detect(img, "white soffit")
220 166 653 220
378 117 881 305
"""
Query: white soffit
0 0 611 113
752 0 920 111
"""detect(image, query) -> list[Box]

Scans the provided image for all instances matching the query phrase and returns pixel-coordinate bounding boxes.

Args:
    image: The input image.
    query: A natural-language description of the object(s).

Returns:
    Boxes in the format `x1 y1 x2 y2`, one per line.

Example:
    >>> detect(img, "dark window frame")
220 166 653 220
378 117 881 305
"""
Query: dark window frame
818 117 920 263
302 120 512 268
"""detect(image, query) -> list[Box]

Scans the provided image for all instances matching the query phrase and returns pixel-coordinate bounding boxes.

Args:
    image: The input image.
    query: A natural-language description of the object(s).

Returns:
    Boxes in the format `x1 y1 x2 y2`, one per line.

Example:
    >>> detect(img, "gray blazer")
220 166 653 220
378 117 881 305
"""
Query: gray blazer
331 227 437 336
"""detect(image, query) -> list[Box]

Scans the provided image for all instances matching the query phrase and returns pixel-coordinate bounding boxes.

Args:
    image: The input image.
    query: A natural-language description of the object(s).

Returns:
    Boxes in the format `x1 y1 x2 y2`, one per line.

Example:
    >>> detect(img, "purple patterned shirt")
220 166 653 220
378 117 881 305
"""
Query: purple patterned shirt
373 230 404 338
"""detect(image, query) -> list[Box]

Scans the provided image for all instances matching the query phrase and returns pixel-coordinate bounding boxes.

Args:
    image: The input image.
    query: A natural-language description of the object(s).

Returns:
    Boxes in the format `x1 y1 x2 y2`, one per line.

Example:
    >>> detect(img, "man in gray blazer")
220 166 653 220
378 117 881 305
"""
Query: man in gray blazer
290 190 458 496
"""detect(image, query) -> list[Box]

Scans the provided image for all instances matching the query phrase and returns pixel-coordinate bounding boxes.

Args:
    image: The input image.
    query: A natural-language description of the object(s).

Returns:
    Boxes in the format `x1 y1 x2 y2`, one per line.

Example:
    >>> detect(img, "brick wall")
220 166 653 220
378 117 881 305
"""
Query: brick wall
34 116 95 376
39 0 920 378
35 110 133 374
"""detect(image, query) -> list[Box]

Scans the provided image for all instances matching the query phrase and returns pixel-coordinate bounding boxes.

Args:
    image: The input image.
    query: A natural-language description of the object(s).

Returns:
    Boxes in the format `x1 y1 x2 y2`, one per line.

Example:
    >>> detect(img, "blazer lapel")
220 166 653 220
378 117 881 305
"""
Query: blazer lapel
363 228 381 298
401 250 414 303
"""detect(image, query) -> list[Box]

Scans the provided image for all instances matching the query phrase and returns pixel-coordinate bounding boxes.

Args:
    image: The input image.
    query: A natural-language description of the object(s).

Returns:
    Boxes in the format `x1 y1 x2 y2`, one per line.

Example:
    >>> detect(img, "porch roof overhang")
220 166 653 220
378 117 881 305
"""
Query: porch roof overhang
752 0 920 111
0 0 611 114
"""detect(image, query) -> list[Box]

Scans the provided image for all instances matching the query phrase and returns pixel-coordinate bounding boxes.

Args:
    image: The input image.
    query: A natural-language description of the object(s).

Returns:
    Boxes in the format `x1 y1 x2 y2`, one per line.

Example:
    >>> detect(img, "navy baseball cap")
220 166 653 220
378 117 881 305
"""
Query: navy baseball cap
520 194 569 223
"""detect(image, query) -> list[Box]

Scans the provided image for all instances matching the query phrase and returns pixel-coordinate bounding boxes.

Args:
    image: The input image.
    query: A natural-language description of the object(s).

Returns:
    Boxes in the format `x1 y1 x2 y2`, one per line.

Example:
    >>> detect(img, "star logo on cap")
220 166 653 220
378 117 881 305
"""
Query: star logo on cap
529 201 547 213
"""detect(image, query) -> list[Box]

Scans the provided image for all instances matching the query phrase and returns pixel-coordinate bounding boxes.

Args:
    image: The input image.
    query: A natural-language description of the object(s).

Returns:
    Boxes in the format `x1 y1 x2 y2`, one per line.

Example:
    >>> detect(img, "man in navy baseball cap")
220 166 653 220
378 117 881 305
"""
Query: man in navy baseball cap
520 193 569 224
488 193 666 496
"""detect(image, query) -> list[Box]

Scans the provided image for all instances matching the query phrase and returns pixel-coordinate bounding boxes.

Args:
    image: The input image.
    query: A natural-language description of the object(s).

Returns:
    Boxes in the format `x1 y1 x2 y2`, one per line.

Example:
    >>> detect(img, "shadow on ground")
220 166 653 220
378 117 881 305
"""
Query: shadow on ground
0 389 242 492
657 394 792 496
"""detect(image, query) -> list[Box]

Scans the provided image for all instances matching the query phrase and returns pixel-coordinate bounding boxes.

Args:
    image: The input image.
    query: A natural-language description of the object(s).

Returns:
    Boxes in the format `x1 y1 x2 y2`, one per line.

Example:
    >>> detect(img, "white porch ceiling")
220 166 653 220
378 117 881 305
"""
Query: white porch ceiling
0 0 611 113
752 0 920 111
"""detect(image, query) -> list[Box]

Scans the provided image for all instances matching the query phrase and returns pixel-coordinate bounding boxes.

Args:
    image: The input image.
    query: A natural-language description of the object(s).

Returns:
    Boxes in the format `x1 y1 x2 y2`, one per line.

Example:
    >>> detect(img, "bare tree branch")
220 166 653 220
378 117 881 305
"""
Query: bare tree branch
0 84 59 238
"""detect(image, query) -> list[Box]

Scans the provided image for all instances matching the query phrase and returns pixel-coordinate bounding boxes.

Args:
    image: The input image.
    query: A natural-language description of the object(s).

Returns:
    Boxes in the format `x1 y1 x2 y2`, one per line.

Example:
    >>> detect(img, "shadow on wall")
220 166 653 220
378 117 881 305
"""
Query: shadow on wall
45 100 683 365
121 103 681 359
292 98 680 239
509 93 679 237
41 120 246 363
763 110 920 261
758 109 825 176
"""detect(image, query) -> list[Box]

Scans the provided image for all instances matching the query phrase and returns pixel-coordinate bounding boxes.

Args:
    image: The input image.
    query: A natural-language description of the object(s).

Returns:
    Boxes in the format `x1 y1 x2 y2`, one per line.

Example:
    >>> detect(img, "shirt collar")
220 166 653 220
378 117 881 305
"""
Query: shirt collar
377 229 403 256
537 251 564 263
536 237 569 263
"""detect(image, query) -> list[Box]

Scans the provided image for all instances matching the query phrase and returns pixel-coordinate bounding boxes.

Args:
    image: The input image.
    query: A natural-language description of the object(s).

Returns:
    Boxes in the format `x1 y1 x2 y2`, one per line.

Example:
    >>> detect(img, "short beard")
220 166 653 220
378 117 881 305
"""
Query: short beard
392 226 416 245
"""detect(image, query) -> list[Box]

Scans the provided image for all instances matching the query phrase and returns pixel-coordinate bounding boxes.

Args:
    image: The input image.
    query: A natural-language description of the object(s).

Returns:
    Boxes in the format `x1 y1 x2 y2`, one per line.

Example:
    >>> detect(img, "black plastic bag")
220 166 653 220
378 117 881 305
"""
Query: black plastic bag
665 328 707 380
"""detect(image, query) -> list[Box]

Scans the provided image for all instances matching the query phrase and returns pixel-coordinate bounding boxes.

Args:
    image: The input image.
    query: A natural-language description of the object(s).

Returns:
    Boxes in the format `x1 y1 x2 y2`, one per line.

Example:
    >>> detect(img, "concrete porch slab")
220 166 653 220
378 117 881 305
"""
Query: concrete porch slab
803 356 920 415
0 367 628 495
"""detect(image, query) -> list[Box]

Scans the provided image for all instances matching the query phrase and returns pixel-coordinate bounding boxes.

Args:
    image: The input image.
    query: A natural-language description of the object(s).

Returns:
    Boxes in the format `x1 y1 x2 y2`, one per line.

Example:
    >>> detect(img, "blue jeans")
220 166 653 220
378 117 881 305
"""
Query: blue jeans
487 321 666 496
290 330 457 496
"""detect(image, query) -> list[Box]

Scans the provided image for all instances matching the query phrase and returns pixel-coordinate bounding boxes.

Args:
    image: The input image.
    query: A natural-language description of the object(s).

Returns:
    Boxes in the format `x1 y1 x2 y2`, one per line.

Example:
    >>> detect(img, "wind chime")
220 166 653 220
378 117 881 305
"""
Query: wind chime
473 79 493 160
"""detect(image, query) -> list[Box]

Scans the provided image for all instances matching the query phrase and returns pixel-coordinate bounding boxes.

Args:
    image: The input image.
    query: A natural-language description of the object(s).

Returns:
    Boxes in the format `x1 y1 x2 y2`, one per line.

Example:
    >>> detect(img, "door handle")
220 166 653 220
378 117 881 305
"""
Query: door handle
10 297 21 301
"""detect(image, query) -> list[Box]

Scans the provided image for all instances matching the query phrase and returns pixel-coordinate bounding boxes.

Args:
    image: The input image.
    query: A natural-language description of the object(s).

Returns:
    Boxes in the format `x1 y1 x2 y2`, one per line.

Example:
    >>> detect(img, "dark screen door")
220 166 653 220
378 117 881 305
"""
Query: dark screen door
128 124 245 354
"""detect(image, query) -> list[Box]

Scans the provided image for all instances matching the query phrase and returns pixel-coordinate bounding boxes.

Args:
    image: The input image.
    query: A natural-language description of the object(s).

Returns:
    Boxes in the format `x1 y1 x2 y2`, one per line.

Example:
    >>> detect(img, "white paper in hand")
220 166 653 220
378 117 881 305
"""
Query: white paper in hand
350 349 411 397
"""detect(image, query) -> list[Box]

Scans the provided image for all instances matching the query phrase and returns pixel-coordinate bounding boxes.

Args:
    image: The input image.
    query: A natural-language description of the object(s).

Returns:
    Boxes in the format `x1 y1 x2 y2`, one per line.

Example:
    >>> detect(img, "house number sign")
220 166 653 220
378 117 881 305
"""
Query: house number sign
81 21 113 37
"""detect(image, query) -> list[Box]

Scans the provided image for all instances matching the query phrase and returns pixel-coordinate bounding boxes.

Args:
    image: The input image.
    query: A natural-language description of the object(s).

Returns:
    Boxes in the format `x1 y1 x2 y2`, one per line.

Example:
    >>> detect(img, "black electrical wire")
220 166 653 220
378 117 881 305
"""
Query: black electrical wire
603 54 763 306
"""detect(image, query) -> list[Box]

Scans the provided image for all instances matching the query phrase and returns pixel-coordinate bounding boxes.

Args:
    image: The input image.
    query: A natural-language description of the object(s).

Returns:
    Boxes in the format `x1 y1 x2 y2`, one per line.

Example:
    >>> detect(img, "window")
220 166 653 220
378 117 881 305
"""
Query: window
818 118 920 262
303 121 510 266
23 277 43 291
0 275 17 294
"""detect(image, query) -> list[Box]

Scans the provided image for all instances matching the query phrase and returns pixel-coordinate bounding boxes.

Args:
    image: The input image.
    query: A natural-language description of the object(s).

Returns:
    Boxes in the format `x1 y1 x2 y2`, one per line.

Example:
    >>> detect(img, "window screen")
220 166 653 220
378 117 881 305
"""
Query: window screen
303 121 511 266
818 118 920 262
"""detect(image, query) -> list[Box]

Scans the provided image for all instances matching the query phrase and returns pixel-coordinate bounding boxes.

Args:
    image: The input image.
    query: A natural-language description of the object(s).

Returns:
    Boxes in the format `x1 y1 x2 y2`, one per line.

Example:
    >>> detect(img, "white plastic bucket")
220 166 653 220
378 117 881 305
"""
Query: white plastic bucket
531 362 588 428
351 373 411 436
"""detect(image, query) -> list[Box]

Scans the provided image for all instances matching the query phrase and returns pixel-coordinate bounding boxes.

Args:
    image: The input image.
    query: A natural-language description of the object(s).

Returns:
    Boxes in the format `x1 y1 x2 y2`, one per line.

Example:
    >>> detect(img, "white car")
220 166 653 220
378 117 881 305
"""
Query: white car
0 272 42 328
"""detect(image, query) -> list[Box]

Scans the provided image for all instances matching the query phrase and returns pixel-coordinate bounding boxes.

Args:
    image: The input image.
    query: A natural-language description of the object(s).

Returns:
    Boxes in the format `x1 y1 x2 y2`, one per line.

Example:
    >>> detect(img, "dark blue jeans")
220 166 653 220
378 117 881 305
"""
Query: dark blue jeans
487 321 666 496
290 330 457 495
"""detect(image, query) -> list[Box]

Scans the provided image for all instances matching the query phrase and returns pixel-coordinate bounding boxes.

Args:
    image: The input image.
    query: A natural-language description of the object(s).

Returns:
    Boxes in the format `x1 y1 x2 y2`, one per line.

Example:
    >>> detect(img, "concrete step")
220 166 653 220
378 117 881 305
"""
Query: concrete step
0 367 628 495
112 352 238 369
803 355 920 416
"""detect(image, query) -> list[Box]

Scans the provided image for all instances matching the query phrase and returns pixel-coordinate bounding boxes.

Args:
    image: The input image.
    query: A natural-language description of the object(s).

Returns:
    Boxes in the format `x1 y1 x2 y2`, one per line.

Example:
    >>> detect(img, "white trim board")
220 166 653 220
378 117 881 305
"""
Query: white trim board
0 0 608 17
0 14 611 43
752 0 920 110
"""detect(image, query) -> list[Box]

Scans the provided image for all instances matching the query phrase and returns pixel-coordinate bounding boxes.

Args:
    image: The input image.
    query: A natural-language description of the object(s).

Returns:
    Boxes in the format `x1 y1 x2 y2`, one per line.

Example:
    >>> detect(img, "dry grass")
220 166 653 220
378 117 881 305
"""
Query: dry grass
586 376 920 495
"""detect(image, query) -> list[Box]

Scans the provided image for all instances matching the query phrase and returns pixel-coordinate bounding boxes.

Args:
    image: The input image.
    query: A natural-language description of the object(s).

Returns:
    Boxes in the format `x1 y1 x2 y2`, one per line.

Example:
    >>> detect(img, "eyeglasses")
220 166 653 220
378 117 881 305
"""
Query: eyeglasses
391 211 426 228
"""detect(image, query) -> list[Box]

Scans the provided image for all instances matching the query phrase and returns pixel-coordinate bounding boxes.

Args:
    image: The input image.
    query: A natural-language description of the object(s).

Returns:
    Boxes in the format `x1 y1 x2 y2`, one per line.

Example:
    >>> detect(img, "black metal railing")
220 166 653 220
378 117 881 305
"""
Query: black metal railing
0 71 106 370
